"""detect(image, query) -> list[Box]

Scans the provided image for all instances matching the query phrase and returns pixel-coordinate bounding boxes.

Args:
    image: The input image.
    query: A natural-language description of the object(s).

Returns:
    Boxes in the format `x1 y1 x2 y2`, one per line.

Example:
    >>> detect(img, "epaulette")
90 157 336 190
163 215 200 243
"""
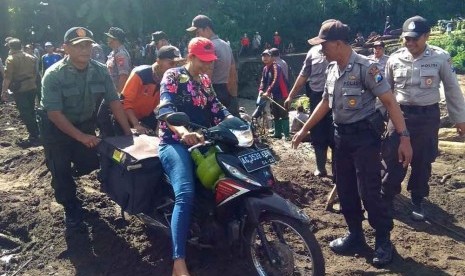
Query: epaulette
427 45 449 57
392 47 408 55
354 54 372 68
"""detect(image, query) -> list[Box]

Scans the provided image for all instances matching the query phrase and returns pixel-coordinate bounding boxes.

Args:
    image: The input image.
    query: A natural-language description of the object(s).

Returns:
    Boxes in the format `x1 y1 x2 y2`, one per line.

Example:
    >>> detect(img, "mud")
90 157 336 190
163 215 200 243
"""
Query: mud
1 77 465 276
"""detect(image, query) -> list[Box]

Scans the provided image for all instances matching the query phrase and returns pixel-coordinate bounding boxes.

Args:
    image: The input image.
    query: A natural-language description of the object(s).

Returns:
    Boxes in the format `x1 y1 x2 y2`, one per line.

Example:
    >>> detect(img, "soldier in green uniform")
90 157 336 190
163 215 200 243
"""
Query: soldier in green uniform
1 38 40 146
40 27 132 228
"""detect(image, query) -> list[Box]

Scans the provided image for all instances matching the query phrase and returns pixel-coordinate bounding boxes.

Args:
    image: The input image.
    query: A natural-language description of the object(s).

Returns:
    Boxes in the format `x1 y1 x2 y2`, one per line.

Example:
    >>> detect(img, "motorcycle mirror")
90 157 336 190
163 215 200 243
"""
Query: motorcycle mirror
165 112 190 126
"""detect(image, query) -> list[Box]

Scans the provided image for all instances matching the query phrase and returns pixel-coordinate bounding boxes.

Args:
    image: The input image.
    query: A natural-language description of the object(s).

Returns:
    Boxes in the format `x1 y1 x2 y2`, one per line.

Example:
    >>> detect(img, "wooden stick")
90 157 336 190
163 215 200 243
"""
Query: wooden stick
325 185 338 211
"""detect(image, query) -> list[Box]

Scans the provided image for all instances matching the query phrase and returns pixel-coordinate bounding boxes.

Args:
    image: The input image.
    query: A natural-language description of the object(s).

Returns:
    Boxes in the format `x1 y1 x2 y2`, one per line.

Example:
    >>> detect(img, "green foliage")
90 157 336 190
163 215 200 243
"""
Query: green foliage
429 34 465 73
1 0 465 53
290 96 310 111
452 51 465 74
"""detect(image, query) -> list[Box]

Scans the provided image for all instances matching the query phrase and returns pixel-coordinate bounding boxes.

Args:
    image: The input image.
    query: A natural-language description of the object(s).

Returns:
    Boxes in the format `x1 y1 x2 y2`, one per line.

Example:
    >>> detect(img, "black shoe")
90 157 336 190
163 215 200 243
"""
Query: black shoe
411 200 425 221
329 232 366 254
373 240 393 266
64 205 83 228
16 136 40 148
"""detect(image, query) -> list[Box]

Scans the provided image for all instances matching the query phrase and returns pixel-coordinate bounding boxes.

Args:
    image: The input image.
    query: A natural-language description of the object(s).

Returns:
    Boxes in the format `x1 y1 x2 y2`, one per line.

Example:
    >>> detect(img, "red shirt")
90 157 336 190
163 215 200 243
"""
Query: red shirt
241 37 250 47
273 35 281 46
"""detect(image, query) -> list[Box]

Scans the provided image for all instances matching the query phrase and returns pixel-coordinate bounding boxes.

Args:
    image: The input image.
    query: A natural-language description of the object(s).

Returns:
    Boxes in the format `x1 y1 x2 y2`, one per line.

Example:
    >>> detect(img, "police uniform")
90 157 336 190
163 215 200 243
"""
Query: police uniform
210 34 238 117
324 50 393 239
300 45 334 175
382 44 465 202
106 44 132 90
41 45 120 208
98 27 132 137
368 54 389 76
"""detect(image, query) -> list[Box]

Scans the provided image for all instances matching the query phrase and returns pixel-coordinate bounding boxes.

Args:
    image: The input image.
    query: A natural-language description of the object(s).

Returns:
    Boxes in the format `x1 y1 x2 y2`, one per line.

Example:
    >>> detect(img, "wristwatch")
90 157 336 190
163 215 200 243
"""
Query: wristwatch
398 129 410 137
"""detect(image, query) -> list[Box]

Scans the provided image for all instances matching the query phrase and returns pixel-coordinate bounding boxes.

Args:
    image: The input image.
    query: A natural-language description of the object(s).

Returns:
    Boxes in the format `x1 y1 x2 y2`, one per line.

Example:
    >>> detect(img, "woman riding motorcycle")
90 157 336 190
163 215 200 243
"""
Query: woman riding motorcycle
157 37 232 276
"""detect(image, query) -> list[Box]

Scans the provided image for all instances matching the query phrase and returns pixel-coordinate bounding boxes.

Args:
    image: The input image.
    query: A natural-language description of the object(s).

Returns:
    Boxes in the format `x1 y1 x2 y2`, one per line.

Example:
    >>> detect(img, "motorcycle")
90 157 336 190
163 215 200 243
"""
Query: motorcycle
100 112 325 275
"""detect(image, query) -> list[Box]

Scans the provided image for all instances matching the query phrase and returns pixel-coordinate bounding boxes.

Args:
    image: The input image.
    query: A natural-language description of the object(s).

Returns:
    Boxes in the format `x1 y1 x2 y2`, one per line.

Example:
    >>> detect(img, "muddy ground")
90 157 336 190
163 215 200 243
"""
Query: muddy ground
1 77 465 276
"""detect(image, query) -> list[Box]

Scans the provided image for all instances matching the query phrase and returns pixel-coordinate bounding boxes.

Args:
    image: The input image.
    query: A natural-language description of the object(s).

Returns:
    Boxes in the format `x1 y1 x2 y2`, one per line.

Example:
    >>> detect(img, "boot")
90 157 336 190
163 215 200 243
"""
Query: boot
281 119 291 141
373 232 393 266
329 222 365 254
270 119 282 138
64 203 83 228
313 147 328 177
411 194 425 221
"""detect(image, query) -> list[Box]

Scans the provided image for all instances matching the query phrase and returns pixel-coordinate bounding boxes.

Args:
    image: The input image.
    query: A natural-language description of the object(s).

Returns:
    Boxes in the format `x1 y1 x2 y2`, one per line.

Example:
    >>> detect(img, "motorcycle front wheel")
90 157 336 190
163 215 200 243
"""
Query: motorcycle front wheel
244 213 325 276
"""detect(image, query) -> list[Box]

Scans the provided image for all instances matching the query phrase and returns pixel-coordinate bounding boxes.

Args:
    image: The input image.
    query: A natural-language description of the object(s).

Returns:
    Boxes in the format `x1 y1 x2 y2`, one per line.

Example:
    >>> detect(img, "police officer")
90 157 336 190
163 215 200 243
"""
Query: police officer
292 19 412 266
187 15 239 117
382 16 465 221
285 44 334 177
1 38 40 146
40 27 132 227
104 27 132 93
98 27 132 137
368 41 389 76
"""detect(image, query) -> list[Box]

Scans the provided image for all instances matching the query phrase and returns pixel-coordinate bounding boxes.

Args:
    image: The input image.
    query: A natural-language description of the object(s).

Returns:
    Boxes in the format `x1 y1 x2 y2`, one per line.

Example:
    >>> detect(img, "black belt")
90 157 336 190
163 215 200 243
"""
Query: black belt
400 103 439 114
334 120 371 134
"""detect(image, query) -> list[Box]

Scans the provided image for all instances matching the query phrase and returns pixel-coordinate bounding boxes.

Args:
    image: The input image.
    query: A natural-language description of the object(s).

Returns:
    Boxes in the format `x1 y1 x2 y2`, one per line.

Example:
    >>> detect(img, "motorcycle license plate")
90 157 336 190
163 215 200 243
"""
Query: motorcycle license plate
238 148 276 172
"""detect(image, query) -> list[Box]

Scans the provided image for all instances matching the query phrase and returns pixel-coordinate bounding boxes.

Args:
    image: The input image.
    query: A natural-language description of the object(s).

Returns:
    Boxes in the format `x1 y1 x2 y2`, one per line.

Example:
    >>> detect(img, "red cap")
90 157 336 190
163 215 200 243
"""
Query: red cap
188 37 217 62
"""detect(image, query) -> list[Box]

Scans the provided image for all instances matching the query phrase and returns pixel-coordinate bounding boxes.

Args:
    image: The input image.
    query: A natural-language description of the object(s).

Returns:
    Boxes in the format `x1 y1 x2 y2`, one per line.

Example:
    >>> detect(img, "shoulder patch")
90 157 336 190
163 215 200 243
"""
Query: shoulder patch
369 66 383 83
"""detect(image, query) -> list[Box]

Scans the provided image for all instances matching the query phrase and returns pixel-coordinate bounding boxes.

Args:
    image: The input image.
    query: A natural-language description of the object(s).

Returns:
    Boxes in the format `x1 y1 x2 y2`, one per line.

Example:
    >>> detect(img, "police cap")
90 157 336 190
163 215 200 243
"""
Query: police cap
308 19 350 45
402 16 431 38
104 27 126 42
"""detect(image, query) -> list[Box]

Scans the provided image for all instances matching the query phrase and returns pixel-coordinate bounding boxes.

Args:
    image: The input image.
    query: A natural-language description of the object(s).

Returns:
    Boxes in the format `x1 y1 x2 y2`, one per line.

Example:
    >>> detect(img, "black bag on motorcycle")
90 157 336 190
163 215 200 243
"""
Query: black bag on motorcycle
97 135 162 215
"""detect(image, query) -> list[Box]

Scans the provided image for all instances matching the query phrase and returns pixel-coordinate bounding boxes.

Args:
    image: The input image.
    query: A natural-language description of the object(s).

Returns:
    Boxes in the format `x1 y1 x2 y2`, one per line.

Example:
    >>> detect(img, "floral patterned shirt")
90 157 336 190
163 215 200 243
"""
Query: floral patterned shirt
158 66 230 144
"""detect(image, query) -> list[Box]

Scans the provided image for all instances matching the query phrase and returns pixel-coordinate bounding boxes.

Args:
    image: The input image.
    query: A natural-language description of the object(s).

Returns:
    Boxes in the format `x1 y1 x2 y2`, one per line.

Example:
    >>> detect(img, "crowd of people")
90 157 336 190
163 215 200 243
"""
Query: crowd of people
239 30 295 56
1 13 465 276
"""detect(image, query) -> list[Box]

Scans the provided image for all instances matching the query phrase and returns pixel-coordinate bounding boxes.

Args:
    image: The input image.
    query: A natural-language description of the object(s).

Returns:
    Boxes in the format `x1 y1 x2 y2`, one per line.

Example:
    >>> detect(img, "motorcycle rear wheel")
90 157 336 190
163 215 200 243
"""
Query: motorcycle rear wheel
244 213 325 276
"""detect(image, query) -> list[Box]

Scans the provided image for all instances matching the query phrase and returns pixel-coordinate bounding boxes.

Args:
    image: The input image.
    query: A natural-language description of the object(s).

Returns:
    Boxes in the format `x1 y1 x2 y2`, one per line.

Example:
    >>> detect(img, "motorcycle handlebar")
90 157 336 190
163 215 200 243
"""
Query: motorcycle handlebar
188 141 213 152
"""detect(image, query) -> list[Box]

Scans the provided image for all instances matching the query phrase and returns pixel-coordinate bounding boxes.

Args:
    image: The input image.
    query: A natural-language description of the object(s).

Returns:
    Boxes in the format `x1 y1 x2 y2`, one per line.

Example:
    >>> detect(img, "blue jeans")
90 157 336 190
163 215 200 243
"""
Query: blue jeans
158 143 195 259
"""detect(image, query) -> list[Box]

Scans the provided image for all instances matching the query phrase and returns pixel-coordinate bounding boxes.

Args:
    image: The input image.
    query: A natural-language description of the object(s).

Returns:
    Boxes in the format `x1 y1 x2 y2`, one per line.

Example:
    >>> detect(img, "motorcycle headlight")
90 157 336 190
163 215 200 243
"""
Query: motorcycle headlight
230 127 253 147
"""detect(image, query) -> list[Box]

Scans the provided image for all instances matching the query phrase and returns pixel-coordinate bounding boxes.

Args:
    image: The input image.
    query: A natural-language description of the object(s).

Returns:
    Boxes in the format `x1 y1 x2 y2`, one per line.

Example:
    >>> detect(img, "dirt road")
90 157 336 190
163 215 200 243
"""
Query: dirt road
0 77 464 275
